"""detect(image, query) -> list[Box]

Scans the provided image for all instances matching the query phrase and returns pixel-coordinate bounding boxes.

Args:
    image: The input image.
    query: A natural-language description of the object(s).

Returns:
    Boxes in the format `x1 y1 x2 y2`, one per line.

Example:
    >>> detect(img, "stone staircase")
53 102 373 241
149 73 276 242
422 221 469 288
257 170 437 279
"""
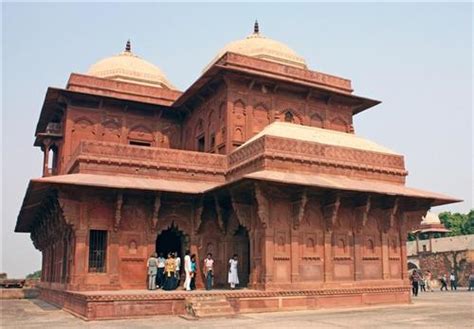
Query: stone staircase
183 296 236 319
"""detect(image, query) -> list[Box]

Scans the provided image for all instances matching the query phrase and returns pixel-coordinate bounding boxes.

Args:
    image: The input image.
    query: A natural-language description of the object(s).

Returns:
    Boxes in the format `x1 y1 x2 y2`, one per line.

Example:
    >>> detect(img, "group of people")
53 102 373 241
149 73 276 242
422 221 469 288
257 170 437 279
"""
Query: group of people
409 269 460 296
147 251 240 291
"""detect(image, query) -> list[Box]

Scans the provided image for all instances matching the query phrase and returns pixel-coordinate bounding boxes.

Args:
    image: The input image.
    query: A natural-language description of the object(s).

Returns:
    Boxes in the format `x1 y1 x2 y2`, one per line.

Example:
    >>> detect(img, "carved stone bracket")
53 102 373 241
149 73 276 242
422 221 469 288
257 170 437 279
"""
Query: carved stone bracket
354 195 371 233
213 195 226 234
194 197 204 234
114 192 123 232
254 183 269 229
292 190 308 230
151 192 161 231
230 190 252 230
322 194 341 232
400 209 429 234
380 197 399 233
58 196 80 229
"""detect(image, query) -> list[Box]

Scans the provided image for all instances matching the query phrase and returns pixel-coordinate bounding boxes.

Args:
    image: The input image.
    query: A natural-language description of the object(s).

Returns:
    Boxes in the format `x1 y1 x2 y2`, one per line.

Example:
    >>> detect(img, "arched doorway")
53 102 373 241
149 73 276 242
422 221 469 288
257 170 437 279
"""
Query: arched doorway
156 226 185 261
232 225 250 287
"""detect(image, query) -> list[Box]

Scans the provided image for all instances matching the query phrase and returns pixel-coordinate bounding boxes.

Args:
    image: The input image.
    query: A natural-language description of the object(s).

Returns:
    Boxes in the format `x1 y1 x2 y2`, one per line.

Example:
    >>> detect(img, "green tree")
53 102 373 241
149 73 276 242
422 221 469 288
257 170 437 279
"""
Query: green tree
26 270 41 279
439 210 474 236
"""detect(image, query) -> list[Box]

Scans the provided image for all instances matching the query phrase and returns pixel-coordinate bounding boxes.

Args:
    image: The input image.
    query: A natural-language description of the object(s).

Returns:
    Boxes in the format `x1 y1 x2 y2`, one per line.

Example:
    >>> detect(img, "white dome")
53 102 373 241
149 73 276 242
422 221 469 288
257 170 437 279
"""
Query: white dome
421 212 441 225
87 41 176 89
205 21 307 71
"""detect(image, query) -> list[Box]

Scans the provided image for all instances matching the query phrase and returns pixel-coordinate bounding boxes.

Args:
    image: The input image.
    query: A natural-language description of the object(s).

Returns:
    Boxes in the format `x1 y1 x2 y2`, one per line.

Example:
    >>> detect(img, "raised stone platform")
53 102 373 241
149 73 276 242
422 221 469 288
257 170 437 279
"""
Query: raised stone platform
1 288 40 300
39 286 411 320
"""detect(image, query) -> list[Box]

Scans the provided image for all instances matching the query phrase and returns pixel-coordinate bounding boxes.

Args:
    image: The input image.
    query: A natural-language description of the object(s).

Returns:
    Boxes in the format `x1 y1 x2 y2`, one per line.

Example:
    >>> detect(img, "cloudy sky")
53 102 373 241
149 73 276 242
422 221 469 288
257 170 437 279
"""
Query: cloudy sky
2 2 472 277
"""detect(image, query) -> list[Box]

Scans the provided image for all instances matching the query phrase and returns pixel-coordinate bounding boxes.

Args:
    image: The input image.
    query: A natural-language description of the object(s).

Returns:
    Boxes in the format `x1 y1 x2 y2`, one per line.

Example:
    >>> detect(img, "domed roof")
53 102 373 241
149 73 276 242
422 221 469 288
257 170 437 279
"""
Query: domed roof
205 21 307 71
421 212 441 225
87 41 176 89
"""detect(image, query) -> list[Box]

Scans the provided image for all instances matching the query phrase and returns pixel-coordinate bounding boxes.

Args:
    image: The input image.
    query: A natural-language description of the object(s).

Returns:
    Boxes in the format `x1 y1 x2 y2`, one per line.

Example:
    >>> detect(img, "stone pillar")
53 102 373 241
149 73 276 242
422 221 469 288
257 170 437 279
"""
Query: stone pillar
290 227 300 283
70 229 88 289
190 235 204 289
353 232 363 281
108 231 121 288
263 228 274 288
381 232 390 279
400 235 409 281
323 230 333 282
42 144 51 177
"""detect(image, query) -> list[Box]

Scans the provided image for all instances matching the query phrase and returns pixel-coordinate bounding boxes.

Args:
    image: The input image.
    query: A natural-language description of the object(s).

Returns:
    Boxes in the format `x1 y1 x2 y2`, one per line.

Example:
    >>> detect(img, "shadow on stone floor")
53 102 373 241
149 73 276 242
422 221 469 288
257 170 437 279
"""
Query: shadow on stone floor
30 298 60 311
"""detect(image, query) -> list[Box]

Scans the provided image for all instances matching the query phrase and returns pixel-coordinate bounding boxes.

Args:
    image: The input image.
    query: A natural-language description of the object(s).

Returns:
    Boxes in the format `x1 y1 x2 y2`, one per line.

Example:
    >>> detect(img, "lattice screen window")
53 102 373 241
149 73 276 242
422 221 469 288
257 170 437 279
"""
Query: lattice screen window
88 230 107 273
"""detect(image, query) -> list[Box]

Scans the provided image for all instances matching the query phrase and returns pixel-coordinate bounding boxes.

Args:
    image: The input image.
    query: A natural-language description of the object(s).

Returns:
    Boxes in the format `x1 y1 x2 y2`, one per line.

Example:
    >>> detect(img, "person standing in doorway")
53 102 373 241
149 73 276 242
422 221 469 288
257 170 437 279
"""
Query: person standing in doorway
163 253 177 291
204 253 214 290
175 251 181 285
440 274 449 291
228 254 239 290
190 254 197 290
183 250 192 291
147 253 158 290
156 252 165 288
450 271 457 291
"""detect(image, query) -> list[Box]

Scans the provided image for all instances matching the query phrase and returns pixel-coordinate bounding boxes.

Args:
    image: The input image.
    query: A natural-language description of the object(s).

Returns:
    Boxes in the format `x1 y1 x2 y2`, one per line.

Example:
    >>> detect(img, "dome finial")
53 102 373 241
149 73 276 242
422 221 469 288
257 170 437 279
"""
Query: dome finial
125 39 131 52
254 20 259 34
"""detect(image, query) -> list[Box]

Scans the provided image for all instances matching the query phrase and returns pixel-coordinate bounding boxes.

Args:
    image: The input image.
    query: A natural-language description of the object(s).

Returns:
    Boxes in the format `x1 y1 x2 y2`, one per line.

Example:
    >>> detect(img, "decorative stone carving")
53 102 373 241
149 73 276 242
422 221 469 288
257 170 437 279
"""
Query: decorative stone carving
113 192 123 232
230 190 252 230
354 195 371 233
254 183 269 229
322 194 341 232
292 189 308 230
213 195 226 234
151 193 161 231
379 197 399 233
194 197 204 234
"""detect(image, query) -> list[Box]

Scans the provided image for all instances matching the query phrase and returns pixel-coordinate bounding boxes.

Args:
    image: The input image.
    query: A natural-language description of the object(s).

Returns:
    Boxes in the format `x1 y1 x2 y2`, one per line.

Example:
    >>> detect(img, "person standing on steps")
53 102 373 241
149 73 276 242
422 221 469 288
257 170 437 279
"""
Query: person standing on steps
175 251 181 286
183 250 192 291
147 253 158 290
228 254 239 290
156 252 165 289
204 253 214 290
163 253 177 291
190 254 197 290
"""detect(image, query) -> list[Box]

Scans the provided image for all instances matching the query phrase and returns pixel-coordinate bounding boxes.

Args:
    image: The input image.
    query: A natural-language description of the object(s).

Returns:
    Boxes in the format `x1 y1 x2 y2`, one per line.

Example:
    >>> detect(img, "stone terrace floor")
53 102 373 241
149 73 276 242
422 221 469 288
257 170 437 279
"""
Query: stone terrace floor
1 290 473 328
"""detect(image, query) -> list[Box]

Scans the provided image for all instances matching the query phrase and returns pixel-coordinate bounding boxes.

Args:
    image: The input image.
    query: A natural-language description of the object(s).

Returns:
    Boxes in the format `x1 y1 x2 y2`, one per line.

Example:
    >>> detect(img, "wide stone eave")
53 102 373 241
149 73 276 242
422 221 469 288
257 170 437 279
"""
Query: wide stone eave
15 169 461 233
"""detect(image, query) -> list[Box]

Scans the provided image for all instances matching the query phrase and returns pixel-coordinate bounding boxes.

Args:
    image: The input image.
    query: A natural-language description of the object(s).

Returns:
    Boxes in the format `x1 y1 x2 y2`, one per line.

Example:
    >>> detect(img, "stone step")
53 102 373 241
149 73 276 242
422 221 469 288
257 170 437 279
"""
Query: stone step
194 308 235 318
188 301 230 308
184 296 236 319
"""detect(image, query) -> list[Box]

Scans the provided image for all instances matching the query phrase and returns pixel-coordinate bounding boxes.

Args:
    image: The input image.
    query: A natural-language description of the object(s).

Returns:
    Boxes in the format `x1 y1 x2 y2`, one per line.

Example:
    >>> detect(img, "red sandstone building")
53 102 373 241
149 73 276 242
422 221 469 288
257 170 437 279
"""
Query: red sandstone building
15 23 460 319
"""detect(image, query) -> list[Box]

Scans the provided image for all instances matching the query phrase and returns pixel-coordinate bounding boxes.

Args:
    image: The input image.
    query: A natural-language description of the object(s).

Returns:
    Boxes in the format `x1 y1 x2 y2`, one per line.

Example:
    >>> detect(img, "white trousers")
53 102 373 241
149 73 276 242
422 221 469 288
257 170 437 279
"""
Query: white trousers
184 270 191 290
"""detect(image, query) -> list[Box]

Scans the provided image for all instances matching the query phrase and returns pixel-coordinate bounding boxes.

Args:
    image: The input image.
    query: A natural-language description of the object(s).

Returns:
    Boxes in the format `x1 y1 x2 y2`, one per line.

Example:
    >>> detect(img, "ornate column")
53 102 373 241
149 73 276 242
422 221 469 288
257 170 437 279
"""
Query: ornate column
381 232 390 279
291 190 307 284
380 198 399 280
190 235 204 289
353 196 371 281
42 139 52 177
322 194 340 283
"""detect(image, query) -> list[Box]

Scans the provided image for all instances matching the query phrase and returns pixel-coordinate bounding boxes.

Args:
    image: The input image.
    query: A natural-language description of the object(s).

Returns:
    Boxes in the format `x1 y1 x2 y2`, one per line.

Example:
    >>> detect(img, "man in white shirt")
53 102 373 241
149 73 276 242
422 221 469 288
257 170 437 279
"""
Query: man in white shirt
183 250 192 291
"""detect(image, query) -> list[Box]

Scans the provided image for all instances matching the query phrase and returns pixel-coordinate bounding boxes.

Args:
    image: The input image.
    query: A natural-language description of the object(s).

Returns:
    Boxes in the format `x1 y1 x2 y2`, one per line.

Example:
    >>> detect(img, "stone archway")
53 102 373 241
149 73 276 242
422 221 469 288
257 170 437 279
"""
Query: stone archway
156 225 185 261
